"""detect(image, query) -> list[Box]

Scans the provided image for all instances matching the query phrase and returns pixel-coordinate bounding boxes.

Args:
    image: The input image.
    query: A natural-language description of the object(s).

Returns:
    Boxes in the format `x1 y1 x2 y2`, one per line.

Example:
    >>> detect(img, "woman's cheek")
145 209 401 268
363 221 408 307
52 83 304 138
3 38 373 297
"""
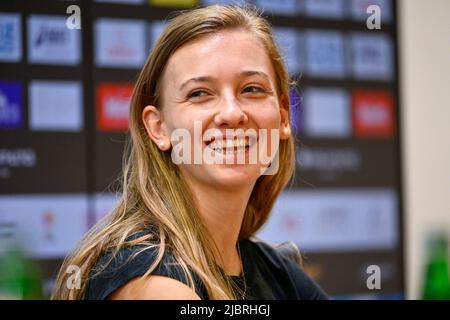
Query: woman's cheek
251 109 281 129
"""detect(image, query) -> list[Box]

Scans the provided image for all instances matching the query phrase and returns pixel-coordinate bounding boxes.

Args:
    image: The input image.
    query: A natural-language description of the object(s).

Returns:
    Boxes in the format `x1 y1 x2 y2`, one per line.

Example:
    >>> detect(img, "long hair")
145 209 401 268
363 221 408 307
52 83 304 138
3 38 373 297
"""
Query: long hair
52 4 295 300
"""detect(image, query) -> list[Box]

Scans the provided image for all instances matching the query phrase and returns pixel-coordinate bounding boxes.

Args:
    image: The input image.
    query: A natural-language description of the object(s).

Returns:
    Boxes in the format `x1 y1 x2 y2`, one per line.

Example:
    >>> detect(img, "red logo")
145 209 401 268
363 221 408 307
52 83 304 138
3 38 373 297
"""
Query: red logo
352 90 395 137
97 83 134 132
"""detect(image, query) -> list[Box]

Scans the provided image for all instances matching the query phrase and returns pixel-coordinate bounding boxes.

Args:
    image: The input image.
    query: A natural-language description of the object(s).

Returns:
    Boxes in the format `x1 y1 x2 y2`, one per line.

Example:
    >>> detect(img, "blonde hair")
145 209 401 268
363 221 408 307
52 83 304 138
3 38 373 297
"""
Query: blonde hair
52 4 295 300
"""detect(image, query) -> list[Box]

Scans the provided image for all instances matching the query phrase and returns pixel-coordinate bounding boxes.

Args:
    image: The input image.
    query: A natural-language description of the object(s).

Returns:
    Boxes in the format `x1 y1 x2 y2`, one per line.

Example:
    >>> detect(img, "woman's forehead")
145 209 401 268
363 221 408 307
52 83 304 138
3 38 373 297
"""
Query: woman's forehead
163 30 275 85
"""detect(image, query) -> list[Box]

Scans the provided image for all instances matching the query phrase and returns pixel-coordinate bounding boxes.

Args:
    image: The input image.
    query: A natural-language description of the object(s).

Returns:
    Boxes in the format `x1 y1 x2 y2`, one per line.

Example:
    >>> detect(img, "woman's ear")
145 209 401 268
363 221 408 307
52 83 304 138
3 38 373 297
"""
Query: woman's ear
142 105 171 151
279 95 291 140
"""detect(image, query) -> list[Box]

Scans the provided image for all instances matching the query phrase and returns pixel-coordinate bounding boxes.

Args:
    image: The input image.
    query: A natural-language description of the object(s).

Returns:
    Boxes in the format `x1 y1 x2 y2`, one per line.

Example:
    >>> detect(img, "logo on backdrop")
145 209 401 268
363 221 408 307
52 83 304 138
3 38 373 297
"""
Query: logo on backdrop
305 31 346 78
94 18 146 68
0 13 22 62
96 83 133 132
28 15 81 65
0 81 23 129
352 90 394 138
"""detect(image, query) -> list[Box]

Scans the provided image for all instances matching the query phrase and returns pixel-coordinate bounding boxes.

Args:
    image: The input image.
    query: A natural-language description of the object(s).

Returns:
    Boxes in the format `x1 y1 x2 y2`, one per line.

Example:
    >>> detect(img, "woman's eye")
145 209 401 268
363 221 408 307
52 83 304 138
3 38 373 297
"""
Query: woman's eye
188 90 208 99
242 86 265 94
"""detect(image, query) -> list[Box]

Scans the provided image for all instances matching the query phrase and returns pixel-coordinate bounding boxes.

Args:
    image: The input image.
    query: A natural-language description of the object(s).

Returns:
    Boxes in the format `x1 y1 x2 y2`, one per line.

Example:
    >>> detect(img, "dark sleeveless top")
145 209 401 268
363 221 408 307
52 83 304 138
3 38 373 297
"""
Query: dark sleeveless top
84 237 328 300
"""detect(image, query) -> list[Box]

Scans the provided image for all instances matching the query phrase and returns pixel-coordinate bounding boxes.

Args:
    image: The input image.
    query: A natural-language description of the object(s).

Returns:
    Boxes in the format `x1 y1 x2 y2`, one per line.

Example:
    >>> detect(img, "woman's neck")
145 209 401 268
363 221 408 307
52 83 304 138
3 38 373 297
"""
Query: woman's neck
190 180 255 275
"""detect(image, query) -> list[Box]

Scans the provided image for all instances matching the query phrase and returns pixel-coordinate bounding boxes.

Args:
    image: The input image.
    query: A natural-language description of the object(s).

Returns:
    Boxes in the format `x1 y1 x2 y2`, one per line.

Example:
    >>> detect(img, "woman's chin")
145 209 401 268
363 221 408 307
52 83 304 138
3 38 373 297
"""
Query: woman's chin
205 164 261 188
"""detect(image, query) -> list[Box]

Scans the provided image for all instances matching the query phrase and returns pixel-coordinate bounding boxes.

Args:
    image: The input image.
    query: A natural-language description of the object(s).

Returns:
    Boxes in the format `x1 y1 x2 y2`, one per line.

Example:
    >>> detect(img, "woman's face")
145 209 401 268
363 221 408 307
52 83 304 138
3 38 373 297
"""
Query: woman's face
144 29 290 191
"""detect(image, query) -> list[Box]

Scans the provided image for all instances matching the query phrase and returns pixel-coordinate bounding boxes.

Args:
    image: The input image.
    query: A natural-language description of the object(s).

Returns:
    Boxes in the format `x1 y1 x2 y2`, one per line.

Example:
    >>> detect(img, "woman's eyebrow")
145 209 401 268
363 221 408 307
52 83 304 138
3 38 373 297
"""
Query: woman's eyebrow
179 76 214 91
178 70 271 91
239 70 270 82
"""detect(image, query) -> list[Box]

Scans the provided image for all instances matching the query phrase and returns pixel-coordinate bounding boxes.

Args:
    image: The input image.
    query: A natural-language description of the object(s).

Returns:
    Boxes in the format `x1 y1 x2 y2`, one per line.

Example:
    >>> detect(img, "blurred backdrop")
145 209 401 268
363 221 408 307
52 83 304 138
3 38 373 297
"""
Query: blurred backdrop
0 0 448 300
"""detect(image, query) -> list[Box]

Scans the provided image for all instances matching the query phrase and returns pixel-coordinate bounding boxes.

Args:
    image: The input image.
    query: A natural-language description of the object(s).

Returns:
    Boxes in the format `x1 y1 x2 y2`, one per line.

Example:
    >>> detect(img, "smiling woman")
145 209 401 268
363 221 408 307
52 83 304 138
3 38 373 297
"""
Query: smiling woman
52 4 327 300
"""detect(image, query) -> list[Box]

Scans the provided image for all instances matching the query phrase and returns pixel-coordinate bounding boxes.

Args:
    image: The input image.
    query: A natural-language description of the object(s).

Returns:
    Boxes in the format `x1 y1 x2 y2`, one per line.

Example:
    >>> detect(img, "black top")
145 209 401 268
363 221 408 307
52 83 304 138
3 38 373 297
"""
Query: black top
85 238 328 300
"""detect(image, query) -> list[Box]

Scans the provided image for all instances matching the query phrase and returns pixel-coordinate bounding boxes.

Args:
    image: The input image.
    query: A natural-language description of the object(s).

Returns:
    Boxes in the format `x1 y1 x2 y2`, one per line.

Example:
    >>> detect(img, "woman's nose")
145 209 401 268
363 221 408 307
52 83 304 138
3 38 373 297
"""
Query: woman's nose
213 95 248 127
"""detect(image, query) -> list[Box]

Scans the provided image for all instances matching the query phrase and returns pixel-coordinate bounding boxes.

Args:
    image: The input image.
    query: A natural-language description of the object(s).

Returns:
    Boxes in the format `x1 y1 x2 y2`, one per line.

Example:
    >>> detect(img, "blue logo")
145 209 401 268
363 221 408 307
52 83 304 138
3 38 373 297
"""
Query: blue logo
0 14 22 62
34 26 67 47
0 81 23 129
0 20 15 52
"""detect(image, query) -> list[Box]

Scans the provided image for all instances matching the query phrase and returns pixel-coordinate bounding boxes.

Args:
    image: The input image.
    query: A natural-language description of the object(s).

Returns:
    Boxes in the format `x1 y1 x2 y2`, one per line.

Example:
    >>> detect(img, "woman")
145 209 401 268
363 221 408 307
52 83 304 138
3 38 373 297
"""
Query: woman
52 4 327 300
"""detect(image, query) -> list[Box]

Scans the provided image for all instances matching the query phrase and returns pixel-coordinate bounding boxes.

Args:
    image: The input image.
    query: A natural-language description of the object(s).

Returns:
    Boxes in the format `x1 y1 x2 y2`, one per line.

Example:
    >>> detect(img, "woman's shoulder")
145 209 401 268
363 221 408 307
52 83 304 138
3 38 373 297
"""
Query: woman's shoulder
242 238 329 300
84 232 204 300
243 238 302 268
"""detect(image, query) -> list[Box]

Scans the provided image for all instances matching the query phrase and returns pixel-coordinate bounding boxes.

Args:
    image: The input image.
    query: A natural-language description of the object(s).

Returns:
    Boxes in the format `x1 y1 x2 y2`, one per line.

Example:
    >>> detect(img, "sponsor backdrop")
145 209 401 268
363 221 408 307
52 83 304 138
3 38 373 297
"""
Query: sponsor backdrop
0 0 403 299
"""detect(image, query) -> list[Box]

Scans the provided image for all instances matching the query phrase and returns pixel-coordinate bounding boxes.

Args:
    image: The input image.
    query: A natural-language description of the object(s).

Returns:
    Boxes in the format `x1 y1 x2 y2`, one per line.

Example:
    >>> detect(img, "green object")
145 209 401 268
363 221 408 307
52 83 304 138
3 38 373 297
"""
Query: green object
422 233 450 300
0 247 43 300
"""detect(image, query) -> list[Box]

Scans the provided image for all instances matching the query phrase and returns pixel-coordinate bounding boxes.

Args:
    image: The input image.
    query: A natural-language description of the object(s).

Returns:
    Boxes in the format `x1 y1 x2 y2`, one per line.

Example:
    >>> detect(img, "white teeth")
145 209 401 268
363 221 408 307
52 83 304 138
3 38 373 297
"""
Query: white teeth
215 147 245 154
208 138 249 151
